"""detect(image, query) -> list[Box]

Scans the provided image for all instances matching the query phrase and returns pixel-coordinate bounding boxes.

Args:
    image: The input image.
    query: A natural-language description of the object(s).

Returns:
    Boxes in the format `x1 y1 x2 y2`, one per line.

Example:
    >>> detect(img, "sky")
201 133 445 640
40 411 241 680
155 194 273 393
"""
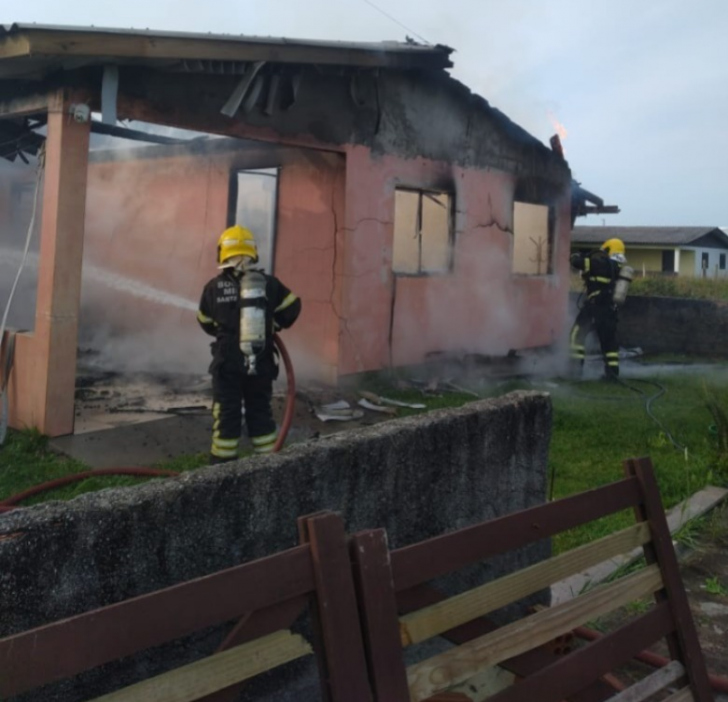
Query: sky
3 0 727 226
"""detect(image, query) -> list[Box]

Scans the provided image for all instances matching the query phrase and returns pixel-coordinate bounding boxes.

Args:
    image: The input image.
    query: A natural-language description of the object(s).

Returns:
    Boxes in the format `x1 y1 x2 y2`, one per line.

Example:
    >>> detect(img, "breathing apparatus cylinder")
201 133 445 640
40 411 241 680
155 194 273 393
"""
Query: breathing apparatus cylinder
613 265 634 305
239 270 268 375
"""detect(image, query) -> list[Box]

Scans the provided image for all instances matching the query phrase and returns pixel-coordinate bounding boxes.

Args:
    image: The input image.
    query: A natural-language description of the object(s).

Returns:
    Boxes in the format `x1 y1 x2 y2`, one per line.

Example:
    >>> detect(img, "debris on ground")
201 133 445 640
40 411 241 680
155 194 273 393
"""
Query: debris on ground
357 398 398 415
314 400 364 423
359 390 426 409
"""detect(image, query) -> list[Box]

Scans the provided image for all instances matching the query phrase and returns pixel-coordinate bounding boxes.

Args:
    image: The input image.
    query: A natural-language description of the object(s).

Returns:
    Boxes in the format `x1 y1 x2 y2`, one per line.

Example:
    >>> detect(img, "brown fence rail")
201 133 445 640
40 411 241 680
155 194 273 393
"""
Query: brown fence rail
0 457 716 702
350 456 715 702
0 512 371 702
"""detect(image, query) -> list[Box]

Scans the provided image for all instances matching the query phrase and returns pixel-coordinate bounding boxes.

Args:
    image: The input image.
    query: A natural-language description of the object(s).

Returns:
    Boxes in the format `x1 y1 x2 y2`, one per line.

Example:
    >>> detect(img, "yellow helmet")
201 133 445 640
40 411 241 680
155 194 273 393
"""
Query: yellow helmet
217 225 258 265
601 238 625 256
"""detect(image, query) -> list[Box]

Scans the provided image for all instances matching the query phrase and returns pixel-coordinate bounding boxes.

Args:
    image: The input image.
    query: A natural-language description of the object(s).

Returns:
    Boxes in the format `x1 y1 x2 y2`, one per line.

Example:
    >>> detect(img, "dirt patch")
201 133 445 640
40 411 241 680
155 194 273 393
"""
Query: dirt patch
592 505 728 690
677 507 728 677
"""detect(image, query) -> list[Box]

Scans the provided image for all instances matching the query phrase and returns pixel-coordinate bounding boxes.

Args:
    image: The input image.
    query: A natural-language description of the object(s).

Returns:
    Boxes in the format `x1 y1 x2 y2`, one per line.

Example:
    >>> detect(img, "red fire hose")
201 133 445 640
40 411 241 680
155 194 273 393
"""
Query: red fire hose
272 333 295 453
0 335 296 513
573 624 728 694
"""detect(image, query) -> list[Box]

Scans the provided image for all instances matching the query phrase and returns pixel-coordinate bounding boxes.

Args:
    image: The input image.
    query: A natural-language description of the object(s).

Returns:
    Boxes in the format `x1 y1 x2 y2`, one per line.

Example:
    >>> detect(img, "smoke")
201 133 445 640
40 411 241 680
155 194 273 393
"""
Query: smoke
0 158 41 332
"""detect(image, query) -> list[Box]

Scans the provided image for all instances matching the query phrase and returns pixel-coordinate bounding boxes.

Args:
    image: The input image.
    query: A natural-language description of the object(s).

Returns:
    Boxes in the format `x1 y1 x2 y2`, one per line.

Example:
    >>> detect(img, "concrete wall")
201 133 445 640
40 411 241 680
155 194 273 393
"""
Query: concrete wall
681 249 697 277
0 391 551 701
76 140 571 382
627 248 664 275
80 144 345 383
689 247 728 278
619 295 728 356
340 146 572 374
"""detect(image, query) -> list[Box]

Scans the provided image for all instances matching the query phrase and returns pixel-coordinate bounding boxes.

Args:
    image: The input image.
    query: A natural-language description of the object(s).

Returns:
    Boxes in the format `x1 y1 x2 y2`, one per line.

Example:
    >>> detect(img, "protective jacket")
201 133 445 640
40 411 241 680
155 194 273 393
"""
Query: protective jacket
570 250 622 306
197 268 301 378
569 250 623 379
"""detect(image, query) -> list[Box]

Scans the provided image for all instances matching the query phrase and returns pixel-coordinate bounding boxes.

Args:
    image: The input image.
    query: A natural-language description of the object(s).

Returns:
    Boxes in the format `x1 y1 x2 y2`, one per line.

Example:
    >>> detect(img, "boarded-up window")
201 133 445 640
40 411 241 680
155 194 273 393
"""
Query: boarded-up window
393 189 452 274
513 202 550 275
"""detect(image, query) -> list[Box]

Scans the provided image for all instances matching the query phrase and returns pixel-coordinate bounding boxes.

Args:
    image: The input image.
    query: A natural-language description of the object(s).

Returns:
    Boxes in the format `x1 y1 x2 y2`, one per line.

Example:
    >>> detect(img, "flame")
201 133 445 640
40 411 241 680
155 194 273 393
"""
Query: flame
547 110 568 141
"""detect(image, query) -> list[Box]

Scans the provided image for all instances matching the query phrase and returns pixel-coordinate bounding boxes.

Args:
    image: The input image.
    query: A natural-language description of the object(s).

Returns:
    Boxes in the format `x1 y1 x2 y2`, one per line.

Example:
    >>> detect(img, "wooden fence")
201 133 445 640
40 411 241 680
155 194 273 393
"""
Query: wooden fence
0 457 716 702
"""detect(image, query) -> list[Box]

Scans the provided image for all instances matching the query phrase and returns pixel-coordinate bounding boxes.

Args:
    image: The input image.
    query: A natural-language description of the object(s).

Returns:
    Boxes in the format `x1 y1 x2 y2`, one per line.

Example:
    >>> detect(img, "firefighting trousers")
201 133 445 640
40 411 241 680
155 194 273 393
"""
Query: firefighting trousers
569 303 619 378
210 362 278 459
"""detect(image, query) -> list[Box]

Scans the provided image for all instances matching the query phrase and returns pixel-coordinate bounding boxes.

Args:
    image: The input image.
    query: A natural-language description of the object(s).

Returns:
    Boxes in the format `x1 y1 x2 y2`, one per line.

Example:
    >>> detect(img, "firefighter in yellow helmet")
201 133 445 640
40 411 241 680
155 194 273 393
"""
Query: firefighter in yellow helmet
569 238 632 381
197 225 301 463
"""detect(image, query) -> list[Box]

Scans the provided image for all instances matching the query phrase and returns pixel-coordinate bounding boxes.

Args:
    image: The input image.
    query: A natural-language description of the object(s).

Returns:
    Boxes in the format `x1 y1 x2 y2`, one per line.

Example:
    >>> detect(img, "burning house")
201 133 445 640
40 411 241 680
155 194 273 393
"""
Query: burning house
0 23 607 437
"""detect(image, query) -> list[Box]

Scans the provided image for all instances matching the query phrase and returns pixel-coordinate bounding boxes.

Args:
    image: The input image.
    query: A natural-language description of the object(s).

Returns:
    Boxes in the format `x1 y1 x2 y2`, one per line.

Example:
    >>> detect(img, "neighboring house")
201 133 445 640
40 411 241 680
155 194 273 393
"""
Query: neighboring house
572 226 728 278
0 23 610 435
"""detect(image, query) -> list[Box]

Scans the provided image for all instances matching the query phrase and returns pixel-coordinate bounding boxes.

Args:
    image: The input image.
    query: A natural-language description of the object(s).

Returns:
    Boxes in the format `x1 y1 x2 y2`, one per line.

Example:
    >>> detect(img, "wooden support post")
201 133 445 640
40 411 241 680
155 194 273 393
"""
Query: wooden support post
623 457 715 702
31 90 90 435
350 529 410 702
300 512 372 702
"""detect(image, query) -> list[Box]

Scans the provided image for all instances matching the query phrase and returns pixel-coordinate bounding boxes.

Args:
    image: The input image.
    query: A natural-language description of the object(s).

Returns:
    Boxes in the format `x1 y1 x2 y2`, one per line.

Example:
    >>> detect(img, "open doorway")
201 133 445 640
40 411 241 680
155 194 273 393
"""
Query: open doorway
228 168 279 274
72 120 283 446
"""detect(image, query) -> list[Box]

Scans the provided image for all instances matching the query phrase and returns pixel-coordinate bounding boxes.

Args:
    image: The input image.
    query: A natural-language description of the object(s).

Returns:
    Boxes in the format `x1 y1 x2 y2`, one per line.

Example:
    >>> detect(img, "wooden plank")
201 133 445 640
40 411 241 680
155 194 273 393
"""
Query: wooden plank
350 529 411 701
625 457 715 702
397 584 618 702
400 522 652 646
482 602 674 702
0 34 31 59
0 544 314 697
88 630 312 702
662 689 695 702
406 565 664 701
197 595 309 702
391 477 642 592
446 665 515 702
22 30 451 69
0 90 47 117
609 661 685 702
305 513 372 702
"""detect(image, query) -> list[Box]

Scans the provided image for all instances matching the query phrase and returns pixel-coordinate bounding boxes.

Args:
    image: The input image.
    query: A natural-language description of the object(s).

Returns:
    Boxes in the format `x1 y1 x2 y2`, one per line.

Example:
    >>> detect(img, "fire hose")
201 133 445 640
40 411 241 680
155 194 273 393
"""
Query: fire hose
573 623 728 695
0 334 295 513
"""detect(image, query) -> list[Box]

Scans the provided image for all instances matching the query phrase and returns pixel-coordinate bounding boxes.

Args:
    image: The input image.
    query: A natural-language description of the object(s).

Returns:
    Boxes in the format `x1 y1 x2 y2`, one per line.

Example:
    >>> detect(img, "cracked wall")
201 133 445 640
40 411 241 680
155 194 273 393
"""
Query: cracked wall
338 145 572 375
78 143 345 381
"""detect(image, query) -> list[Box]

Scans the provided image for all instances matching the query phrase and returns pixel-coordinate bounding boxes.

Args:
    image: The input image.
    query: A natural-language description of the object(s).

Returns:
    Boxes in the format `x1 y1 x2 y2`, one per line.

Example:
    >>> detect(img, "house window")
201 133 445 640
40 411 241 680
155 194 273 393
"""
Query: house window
702 252 710 270
393 189 453 274
720 254 726 271
513 202 551 275
662 250 675 273
228 168 278 273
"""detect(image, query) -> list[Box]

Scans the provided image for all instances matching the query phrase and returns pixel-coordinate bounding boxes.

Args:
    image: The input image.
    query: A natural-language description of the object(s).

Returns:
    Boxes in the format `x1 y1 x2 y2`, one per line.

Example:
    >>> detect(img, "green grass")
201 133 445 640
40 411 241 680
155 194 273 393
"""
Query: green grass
570 271 728 301
0 430 208 508
629 276 728 301
547 371 728 552
3 366 728 556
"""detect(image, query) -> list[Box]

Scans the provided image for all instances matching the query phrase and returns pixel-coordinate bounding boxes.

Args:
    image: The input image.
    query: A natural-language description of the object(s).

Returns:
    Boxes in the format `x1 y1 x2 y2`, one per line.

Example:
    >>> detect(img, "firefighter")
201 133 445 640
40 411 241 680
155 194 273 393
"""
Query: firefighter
197 225 301 463
569 238 630 381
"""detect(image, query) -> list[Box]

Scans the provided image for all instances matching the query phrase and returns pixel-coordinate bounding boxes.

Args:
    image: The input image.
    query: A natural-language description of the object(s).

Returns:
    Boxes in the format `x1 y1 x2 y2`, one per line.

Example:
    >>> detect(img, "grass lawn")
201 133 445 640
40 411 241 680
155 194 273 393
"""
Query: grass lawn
2 363 727 554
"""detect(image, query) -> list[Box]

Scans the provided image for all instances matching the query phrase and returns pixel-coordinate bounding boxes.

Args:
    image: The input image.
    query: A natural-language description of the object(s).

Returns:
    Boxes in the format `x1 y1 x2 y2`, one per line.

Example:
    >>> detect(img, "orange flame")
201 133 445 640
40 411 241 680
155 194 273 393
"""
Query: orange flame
547 110 568 141
547 110 568 155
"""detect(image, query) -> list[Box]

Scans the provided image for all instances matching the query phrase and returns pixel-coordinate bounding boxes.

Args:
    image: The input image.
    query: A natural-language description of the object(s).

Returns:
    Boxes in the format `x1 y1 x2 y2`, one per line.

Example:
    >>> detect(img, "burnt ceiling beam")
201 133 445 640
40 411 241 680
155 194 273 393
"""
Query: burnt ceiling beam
88 121 201 145
0 90 48 118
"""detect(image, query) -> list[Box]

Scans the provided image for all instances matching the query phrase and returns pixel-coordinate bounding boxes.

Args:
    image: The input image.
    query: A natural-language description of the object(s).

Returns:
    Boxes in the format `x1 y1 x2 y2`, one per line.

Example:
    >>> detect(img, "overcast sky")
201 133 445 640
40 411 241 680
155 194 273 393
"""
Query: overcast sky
3 0 727 226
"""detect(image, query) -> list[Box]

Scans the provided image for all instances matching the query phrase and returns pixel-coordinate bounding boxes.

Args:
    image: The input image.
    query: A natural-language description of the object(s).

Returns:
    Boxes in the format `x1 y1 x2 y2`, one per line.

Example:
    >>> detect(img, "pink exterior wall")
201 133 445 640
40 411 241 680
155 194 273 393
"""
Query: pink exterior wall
339 145 571 375
80 147 345 382
3 135 571 435
274 154 345 382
